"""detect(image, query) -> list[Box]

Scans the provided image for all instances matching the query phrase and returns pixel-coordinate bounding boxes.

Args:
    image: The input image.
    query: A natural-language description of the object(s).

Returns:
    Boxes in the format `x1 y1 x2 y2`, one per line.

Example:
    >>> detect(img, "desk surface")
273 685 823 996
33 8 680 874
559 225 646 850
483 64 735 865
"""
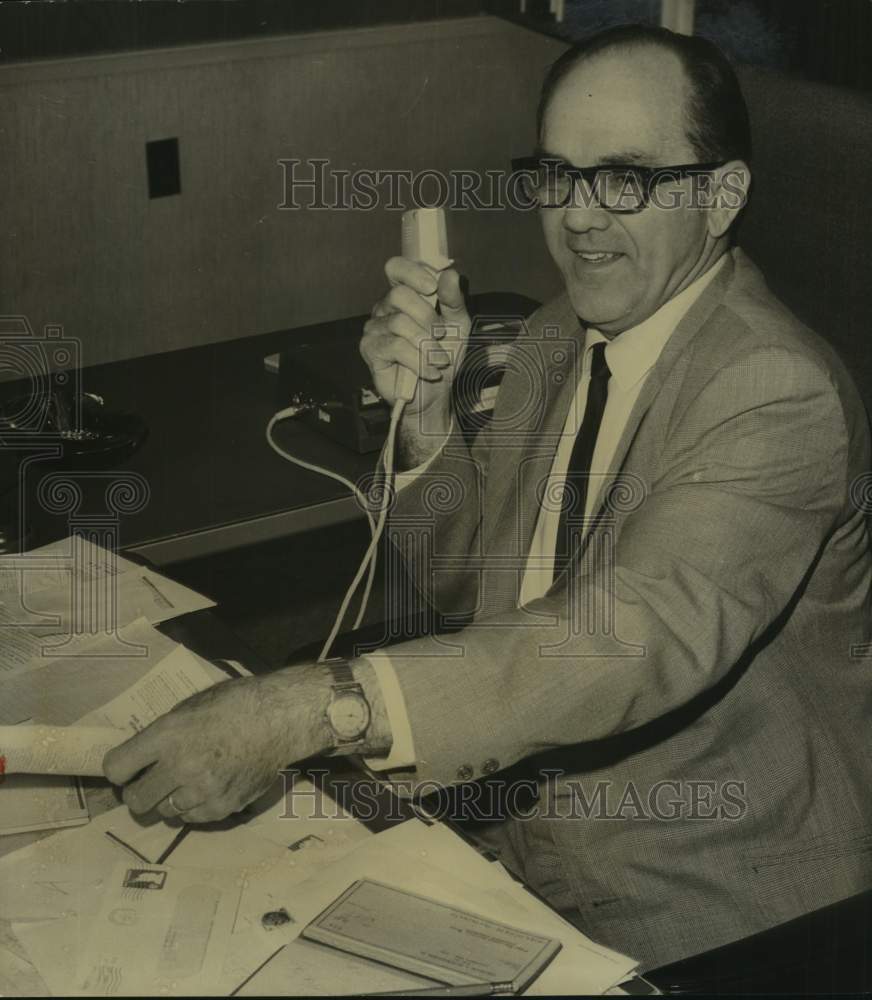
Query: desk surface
0 603 416 998
3 292 537 564
2 585 867 994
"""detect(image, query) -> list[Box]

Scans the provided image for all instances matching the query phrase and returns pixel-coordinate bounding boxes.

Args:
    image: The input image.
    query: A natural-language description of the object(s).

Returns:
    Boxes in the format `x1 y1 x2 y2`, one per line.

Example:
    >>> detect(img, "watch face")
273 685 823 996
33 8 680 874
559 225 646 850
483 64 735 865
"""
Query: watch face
328 692 370 740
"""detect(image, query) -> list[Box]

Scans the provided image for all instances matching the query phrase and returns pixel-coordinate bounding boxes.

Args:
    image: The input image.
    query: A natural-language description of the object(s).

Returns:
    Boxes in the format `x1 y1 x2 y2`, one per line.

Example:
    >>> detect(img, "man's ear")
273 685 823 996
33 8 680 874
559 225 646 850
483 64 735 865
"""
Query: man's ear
706 160 751 239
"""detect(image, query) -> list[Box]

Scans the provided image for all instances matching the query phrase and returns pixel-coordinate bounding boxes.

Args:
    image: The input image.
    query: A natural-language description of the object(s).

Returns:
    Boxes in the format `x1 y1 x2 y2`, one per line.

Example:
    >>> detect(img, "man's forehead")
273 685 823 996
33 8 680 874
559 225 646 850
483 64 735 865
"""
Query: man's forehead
540 47 692 164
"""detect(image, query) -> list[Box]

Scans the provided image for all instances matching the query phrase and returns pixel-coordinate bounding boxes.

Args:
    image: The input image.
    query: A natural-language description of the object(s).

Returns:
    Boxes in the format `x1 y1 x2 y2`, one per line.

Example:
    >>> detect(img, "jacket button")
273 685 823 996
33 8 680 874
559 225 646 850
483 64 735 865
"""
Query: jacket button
481 758 500 774
456 764 474 781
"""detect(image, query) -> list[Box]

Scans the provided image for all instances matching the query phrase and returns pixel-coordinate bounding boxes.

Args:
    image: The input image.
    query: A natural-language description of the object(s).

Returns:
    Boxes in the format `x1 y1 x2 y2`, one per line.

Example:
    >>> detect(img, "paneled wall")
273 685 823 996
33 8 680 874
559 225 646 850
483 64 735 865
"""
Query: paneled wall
0 16 566 372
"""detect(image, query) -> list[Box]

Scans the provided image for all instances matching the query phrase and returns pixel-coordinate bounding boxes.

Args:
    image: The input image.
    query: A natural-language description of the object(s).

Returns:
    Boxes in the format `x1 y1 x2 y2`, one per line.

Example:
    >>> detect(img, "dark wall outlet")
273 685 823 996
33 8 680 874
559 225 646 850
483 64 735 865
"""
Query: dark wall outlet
146 137 181 198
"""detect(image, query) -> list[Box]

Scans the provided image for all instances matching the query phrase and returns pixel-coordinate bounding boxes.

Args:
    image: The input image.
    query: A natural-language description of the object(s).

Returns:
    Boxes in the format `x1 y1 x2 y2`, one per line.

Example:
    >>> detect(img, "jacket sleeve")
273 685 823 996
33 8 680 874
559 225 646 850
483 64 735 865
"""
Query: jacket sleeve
386 419 491 624
377 347 853 790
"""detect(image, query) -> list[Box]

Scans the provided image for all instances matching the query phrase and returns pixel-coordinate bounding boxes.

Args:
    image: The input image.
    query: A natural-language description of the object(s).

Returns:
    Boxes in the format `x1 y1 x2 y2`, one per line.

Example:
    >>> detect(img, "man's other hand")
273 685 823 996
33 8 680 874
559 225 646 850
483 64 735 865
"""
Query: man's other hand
103 667 331 824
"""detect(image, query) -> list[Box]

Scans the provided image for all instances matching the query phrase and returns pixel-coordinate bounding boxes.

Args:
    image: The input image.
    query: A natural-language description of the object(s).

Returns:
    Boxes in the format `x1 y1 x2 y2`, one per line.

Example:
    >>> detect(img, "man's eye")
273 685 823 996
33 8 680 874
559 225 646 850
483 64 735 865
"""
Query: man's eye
602 171 646 194
603 170 642 186
537 169 570 190
597 171 646 211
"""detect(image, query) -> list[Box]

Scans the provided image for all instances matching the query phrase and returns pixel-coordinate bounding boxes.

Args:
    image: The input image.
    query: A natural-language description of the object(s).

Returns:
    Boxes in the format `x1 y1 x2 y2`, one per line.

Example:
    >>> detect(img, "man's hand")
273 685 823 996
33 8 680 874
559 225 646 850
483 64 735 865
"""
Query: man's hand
103 666 333 824
361 258 471 429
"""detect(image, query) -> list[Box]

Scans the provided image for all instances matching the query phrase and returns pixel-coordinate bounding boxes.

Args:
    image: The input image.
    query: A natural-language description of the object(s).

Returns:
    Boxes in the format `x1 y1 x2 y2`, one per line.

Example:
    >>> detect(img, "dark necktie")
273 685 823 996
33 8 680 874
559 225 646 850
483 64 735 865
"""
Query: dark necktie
553 340 611 581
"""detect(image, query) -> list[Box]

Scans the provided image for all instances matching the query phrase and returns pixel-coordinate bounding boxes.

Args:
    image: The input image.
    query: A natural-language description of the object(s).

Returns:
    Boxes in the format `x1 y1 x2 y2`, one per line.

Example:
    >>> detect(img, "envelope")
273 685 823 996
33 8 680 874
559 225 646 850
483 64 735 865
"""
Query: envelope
71 862 241 997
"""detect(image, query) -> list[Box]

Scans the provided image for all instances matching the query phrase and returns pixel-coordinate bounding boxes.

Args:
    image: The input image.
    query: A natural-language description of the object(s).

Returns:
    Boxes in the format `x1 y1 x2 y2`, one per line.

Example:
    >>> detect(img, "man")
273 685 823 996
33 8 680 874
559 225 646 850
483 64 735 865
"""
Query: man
105 26 872 970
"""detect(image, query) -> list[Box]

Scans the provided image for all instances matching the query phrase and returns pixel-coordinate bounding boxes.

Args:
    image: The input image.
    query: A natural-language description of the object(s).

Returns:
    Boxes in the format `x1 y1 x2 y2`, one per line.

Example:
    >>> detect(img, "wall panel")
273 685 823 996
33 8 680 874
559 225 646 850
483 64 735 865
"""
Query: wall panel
1 17 566 371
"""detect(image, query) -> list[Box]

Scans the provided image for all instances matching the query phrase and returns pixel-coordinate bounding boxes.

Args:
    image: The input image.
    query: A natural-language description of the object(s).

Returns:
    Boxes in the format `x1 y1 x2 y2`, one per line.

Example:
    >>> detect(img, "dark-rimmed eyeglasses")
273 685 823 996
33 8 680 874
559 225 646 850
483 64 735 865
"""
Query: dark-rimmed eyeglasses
510 156 727 213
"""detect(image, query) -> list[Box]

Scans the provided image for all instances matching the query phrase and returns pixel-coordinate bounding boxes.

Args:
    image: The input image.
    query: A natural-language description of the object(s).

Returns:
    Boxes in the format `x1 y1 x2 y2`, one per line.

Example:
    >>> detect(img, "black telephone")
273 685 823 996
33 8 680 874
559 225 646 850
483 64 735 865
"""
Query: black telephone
0 387 147 466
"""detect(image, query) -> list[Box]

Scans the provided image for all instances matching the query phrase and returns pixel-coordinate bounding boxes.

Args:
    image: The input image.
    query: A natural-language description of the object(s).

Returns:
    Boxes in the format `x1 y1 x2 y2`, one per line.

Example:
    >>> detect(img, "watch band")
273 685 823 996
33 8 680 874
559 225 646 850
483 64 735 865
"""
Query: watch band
326 658 357 689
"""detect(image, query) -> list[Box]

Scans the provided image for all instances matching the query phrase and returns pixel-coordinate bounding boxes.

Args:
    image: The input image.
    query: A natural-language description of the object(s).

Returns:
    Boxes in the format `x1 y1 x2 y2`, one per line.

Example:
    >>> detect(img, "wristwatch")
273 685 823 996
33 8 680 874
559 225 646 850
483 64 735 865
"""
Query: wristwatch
324 658 371 754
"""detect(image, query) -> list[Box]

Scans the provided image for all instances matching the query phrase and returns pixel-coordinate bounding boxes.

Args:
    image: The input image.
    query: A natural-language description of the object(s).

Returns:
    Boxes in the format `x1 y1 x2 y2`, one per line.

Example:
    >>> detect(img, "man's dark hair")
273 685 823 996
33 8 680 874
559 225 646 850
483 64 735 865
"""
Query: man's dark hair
537 24 752 164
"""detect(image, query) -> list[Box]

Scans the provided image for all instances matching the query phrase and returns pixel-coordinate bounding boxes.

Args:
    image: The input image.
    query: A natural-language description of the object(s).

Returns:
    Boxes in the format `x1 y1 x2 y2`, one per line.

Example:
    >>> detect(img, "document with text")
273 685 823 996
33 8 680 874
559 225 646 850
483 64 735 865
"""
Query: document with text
0 536 214 662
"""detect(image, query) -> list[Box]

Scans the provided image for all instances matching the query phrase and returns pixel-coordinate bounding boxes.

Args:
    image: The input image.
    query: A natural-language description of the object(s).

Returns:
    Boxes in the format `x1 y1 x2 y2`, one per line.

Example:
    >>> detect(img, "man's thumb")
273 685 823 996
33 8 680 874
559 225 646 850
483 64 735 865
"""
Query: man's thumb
436 269 470 327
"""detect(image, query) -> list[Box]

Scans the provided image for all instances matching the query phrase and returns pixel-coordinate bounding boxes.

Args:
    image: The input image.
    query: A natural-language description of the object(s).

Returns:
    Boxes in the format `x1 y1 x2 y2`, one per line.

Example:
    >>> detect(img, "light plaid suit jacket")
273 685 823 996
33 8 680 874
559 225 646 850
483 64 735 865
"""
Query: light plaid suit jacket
380 247 872 969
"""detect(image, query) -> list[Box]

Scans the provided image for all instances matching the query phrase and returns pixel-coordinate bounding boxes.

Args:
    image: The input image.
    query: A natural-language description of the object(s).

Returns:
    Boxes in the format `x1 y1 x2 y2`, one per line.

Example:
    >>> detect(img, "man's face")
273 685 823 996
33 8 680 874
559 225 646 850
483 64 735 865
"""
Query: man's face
539 47 713 334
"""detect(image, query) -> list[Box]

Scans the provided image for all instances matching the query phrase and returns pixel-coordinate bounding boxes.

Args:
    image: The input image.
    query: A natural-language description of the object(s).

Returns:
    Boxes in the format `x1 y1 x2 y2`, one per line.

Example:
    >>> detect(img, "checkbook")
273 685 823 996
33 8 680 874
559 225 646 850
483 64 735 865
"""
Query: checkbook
301 878 562 992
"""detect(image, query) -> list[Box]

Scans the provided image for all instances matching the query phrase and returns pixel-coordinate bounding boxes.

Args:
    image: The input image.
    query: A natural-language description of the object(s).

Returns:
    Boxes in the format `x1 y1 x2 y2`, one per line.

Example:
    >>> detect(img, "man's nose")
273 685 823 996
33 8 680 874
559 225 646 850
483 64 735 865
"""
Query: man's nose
562 182 612 232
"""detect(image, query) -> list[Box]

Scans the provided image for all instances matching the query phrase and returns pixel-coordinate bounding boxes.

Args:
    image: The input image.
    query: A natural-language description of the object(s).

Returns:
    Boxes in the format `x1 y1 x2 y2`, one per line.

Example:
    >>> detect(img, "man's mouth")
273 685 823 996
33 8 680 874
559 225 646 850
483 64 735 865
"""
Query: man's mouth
573 250 623 264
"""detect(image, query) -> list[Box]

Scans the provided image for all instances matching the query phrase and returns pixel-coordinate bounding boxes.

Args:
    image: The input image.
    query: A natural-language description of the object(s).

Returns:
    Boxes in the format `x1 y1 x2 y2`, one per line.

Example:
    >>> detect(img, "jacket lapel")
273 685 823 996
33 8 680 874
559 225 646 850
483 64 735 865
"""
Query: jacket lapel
584 251 738 527
483 249 740 606
483 293 584 558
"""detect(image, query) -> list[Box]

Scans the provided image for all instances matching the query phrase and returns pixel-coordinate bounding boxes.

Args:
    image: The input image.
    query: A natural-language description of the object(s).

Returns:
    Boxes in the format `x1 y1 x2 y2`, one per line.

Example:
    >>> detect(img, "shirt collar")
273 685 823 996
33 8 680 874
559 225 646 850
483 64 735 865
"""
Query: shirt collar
585 254 728 392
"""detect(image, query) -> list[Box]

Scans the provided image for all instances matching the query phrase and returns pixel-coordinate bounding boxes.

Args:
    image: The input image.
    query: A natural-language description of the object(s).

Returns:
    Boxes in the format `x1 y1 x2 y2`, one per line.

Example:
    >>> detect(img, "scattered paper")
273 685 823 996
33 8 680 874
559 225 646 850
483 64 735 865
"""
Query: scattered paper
0 813 130 924
0 938 46 996
237 826 637 997
10 917 83 997
12 862 243 997
0 803 198 924
3 780 377 993
2 780 636 998
0 618 179 727
373 818 519 893
0 724 127 776
235 936 433 997
0 605 57 675
71 862 242 997
0 640 227 778
0 536 214 652
0 772 90 837
76 643 228 733
302 878 562 990
218 783 377 990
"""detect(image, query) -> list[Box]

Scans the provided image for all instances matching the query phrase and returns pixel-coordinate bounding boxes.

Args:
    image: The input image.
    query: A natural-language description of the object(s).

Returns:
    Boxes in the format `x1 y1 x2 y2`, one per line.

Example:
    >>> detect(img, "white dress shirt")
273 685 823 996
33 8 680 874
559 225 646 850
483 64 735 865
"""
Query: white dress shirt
363 256 727 770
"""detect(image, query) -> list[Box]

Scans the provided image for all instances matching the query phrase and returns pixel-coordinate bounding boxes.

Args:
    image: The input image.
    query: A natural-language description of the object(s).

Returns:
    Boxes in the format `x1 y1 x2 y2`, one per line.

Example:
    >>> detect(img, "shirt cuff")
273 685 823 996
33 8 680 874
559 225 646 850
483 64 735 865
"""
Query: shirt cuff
361 652 417 770
393 418 454 491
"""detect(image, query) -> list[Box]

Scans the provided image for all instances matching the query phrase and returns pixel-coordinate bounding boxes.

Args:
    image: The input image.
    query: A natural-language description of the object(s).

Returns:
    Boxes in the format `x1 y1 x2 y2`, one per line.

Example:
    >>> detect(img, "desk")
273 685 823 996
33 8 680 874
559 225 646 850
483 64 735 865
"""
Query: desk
157 588 872 995
0 601 419 997
3 554 868 992
0 291 537 565
8 582 865 995
0 545 658 996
